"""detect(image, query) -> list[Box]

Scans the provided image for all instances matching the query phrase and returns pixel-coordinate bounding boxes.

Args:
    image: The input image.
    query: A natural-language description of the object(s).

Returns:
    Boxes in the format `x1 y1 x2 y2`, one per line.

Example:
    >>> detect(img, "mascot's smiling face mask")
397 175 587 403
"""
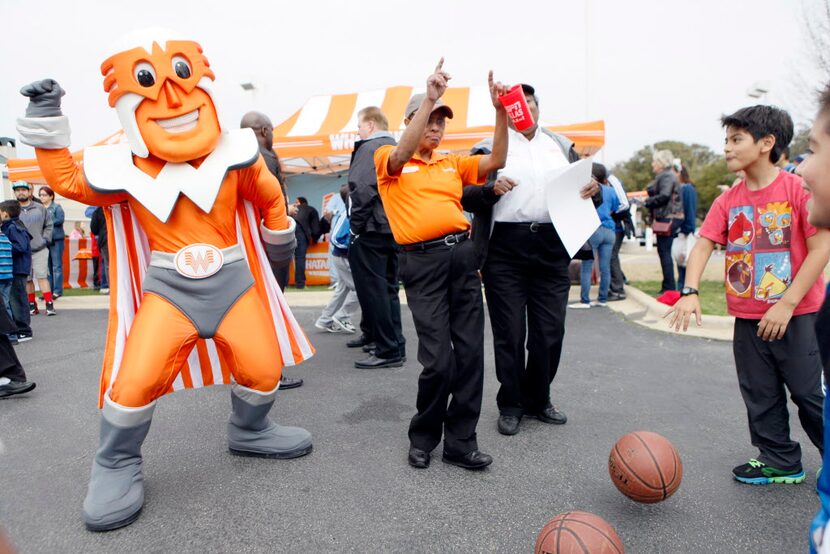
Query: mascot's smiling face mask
101 30 222 163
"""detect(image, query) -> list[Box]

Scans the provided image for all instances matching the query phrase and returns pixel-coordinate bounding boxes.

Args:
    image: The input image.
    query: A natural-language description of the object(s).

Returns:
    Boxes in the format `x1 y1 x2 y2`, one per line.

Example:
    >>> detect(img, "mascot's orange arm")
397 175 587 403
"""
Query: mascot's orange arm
35 148 128 206
239 156 289 231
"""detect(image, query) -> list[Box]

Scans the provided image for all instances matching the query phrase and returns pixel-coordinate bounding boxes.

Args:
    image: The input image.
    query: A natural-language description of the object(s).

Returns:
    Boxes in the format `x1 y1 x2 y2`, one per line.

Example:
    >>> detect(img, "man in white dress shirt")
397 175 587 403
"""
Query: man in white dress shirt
465 84 600 436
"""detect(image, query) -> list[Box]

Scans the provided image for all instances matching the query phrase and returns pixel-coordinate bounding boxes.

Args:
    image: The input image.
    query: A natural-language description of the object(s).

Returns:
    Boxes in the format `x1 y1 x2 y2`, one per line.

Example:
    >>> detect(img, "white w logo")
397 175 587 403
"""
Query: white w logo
184 250 215 274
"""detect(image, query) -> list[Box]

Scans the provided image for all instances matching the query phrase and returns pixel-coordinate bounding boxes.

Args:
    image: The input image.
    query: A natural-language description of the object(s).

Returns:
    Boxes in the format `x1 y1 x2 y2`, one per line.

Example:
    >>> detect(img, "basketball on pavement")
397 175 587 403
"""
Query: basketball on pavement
534 511 624 554
608 431 683 503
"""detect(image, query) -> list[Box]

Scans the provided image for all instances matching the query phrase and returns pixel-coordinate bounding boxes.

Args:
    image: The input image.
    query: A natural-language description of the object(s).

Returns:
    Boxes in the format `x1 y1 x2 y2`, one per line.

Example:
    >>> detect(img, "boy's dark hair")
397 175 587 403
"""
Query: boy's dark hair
591 162 608 183
720 105 794 164
0 200 21 218
296 197 308 205
819 83 830 133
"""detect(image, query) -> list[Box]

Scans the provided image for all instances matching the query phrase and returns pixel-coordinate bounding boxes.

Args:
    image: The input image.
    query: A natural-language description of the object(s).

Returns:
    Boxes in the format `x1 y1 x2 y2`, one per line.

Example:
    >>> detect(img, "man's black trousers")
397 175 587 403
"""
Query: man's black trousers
349 232 405 358
400 238 483 456
482 223 571 418
294 231 309 288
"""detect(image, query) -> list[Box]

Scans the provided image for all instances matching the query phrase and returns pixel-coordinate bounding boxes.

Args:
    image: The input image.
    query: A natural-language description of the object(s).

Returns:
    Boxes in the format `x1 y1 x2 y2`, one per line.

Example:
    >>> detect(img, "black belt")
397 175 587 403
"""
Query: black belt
494 222 554 233
402 231 469 252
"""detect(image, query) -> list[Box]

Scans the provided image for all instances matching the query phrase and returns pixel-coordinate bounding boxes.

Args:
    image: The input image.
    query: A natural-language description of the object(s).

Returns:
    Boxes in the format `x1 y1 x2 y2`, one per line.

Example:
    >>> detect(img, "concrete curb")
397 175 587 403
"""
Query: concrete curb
54 284 734 343
51 288 410 310
606 285 734 342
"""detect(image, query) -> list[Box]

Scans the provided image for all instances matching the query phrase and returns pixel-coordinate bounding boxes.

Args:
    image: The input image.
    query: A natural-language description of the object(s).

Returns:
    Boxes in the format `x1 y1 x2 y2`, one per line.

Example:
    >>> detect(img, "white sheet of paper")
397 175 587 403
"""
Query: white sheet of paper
544 158 600 258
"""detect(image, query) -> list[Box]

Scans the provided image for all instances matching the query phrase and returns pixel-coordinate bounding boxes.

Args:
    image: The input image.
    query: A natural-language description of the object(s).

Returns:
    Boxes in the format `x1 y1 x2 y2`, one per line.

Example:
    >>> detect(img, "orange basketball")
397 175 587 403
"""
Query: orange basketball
608 431 683 503
534 511 624 554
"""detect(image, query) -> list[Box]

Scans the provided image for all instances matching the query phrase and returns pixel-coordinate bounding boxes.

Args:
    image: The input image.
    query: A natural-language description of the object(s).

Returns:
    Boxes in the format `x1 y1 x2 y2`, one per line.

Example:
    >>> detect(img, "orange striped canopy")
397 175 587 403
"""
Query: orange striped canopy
7 85 605 180
273 85 604 174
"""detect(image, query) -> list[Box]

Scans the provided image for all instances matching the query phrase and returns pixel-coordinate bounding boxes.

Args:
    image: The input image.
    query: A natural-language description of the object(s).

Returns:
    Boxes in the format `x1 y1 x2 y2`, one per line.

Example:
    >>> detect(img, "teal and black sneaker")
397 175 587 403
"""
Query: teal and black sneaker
732 458 805 485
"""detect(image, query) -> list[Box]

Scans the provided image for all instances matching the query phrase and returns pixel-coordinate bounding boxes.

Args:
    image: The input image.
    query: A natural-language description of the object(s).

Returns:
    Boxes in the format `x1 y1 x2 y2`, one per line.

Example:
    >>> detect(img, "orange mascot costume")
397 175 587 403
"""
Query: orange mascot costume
16 29 314 531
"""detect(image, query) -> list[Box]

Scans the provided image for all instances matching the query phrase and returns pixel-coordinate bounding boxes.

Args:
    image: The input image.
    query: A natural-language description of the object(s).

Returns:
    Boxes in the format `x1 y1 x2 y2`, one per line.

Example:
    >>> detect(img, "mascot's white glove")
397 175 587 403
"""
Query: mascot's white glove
17 79 71 149
260 217 297 268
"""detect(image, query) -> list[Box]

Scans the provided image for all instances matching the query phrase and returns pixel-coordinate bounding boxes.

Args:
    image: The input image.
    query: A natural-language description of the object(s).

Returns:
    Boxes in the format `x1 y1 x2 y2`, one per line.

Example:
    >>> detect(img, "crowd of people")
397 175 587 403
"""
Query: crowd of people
3 32 830 550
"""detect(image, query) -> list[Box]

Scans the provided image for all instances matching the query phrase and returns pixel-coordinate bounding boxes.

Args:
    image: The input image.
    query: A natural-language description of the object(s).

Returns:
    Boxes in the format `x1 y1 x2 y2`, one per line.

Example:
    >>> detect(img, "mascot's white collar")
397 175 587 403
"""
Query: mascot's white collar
83 129 259 223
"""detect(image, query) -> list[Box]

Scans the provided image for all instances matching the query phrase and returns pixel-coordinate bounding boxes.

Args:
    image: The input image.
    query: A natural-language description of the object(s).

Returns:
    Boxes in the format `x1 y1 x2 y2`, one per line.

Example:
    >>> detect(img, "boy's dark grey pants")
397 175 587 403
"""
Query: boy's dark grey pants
733 313 824 470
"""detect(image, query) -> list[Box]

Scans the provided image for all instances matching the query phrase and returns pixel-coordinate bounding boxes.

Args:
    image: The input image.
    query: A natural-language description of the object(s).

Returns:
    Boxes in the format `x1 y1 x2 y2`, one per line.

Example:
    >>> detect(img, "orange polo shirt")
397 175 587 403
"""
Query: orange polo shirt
374 145 484 245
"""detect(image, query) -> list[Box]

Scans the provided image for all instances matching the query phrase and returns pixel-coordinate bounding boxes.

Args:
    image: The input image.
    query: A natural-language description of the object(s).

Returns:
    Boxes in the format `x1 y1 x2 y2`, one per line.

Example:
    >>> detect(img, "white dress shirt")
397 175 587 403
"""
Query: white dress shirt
492 127 571 223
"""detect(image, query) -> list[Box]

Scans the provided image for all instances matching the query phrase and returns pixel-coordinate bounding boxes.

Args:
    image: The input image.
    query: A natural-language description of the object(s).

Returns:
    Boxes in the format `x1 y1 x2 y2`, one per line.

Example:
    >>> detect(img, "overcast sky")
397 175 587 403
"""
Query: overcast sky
0 0 821 166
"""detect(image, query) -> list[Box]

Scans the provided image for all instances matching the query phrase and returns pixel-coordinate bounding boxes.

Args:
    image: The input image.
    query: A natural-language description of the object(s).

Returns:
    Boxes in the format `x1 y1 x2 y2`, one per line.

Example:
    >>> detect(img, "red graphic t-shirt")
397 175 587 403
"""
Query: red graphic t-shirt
699 170 824 319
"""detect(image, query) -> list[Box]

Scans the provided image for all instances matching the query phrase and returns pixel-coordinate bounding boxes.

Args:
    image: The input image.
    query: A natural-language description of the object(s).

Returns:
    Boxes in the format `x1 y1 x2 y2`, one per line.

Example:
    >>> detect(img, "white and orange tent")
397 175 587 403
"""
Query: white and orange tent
7 85 604 180
272 85 605 174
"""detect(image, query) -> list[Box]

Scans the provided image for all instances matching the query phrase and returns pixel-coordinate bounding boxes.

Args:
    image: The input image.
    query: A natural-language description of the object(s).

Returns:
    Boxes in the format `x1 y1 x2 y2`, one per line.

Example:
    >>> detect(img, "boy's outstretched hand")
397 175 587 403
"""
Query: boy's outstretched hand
756 301 794 341
664 295 703 332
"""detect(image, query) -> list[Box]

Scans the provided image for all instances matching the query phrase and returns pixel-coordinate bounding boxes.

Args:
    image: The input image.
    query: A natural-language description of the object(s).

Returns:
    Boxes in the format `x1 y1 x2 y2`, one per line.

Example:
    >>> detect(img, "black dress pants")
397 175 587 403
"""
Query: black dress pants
733 314 824 470
401 238 483 456
349 232 405 358
294 231 309 288
482 223 571 417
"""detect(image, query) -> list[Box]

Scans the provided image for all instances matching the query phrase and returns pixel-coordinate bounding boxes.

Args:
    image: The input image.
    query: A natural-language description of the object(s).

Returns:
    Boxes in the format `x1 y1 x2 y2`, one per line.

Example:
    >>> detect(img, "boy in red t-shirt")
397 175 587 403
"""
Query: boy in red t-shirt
666 105 830 485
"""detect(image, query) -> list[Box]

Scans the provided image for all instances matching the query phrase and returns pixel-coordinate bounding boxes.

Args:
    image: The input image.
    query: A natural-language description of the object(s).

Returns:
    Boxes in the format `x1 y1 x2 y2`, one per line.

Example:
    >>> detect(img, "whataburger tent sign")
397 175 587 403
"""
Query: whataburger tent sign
7 85 604 181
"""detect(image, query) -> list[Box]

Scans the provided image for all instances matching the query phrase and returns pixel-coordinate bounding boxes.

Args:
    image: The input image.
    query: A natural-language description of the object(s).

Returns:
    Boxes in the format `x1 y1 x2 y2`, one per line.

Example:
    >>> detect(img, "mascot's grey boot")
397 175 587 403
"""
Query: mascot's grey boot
228 383 312 459
82 392 155 532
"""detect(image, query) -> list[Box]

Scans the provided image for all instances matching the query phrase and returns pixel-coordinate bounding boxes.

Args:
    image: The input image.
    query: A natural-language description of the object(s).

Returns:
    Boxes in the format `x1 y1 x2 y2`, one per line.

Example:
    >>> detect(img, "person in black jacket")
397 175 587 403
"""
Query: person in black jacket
240 111 293 291
240 111 303 390
290 197 321 289
347 106 406 366
461 83 600 437
644 149 683 293
90 206 109 293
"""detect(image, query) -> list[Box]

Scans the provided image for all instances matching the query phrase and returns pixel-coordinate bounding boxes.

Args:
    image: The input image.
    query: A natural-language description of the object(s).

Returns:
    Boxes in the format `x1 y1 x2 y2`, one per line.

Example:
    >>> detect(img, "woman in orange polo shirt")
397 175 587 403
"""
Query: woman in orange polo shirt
374 59 509 470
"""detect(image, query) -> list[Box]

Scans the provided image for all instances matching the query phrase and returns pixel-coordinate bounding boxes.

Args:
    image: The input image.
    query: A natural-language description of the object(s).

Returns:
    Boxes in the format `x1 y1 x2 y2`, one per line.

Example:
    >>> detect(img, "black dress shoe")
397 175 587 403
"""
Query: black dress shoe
347 335 371 348
442 449 493 470
361 342 377 353
408 447 430 468
497 415 521 435
607 292 626 301
0 380 36 398
354 355 403 369
525 405 567 424
368 349 407 364
278 375 303 389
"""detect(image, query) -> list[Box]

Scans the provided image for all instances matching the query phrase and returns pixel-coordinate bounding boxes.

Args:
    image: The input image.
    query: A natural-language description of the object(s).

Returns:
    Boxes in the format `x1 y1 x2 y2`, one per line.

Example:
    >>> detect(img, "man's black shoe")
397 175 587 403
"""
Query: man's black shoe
347 335 371 348
442 449 493 470
497 415 521 435
0 380 36 398
367 349 407 364
408 447 430 469
525 405 567 424
355 355 403 369
361 342 377 353
279 375 303 389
